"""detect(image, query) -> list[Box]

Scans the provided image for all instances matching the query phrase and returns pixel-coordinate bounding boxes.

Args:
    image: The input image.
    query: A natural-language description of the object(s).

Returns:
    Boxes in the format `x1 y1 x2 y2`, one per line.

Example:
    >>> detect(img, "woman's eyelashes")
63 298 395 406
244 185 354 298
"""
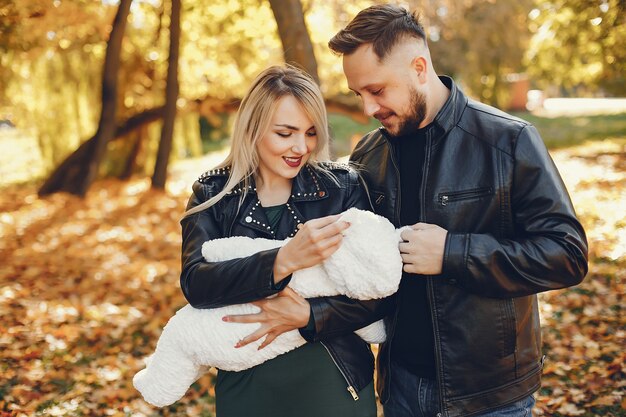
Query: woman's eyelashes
275 129 316 138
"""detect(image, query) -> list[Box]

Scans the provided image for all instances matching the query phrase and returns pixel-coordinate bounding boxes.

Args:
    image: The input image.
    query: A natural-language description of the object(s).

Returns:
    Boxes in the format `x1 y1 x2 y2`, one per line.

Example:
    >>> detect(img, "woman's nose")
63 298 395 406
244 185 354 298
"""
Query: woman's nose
291 134 307 154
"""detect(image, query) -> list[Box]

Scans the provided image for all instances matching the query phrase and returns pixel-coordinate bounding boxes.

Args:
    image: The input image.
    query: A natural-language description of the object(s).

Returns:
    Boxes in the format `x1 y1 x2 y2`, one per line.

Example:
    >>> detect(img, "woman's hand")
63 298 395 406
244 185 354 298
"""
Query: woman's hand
273 214 350 283
222 287 310 349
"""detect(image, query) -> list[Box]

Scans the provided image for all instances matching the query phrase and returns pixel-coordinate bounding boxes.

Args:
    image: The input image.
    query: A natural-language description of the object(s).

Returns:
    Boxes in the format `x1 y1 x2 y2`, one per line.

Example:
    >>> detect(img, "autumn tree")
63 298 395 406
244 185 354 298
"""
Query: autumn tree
39 0 133 196
152 0 181 189
419 0 533 107
525 0 626 95
268 0 320 83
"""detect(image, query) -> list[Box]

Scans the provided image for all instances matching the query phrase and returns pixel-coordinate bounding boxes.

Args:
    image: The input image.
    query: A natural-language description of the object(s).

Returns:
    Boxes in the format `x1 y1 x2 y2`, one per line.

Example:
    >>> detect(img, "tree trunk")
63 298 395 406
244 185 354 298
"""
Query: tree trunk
38 0 132 196
151 0 181 189
268 0 319 84
120 128 144 180
39 106 164 196
38 96 366 196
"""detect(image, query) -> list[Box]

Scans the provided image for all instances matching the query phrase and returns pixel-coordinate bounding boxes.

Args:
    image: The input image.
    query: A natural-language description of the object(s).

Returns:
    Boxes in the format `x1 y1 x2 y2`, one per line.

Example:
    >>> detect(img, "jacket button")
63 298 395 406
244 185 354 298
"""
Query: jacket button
245 216 252 223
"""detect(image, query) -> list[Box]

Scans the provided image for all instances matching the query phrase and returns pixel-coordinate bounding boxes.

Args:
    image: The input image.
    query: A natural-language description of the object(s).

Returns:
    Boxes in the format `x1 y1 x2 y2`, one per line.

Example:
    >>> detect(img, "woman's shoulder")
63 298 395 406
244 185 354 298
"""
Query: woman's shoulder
191 166 231 201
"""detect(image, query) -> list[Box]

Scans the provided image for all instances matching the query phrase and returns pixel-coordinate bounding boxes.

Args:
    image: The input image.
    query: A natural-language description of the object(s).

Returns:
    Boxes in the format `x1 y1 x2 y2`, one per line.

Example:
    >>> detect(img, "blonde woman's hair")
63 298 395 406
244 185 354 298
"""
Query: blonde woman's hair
184 65 332 216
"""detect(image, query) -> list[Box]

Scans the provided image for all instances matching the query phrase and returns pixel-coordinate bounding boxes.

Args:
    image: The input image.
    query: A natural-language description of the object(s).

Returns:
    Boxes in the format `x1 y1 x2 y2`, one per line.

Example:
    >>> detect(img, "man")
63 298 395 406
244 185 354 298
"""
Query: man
329 5 588 417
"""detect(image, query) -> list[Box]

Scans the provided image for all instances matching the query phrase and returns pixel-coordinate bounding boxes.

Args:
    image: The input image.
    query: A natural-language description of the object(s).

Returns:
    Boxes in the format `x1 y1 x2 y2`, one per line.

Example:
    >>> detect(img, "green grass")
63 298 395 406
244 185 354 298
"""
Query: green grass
328 113 379 158
511 111 626 149
2 111 624 188
327 111 626 155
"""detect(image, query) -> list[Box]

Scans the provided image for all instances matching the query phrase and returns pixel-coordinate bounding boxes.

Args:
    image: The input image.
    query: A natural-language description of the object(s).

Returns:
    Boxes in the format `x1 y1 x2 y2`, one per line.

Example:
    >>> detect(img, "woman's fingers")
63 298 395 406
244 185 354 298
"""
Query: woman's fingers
257 332 278 350
305 213 341 228
301 214 350 241
223 311 264 323
301 220 349 257
234 326 268 348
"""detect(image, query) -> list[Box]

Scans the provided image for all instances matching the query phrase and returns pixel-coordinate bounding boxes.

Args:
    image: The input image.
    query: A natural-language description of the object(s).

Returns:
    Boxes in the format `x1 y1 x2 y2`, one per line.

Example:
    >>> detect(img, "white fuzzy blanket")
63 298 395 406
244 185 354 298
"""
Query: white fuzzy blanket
133 208 403 407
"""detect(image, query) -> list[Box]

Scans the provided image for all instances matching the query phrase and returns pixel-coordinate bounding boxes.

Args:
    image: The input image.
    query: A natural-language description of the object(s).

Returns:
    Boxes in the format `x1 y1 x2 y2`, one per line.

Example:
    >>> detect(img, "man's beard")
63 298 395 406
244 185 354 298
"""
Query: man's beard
387 87 427 137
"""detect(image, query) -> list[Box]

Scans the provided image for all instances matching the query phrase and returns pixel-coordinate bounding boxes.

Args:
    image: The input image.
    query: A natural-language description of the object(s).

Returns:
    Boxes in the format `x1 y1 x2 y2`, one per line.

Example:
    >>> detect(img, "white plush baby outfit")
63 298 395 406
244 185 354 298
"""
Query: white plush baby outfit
133 208 403 407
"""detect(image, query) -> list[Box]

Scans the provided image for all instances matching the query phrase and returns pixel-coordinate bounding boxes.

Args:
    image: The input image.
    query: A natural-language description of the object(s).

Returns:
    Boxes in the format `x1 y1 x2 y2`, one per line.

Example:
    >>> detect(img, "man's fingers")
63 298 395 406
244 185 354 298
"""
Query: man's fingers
400 252 415 264
400 228 416 241
411 222 436 231
399 242 412 254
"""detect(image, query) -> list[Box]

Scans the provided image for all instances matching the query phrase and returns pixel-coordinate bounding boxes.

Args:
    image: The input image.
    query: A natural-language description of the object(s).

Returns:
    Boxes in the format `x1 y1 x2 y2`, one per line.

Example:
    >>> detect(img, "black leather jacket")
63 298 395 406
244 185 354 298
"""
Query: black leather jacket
350 76 588 416
180 163 391 399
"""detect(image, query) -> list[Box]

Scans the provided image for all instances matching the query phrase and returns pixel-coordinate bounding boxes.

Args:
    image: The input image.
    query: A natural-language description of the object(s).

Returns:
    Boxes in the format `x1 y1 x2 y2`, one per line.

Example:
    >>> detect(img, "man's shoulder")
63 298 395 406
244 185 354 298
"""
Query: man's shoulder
463 99 530 132
459 99 534 152
314 161 360 187
317 160 352 172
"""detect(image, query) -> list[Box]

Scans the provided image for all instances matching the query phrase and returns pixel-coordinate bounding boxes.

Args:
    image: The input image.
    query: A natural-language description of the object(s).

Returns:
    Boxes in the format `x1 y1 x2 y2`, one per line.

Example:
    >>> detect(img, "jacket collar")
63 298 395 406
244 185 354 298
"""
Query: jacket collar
237 197 306 239
225 164 329 203
228 164 328 238
378 75 467 146
432 75 466 136
290 164 330 202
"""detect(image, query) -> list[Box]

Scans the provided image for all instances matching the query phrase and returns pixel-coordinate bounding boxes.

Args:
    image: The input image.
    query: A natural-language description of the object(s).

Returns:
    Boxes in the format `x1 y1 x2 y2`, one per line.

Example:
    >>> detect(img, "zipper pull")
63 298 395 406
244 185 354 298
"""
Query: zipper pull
440 195 449 206
347 385 359 401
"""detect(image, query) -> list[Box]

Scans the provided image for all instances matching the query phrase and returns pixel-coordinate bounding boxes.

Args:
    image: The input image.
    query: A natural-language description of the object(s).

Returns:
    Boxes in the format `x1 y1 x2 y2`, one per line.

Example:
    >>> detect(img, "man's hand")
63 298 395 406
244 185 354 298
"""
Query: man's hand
222 287 310 350
399 223 448 275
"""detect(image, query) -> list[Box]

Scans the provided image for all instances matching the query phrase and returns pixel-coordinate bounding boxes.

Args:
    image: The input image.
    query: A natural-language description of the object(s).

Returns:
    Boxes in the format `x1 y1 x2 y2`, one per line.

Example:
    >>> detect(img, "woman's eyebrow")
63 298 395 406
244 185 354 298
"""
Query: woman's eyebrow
274 124 299 130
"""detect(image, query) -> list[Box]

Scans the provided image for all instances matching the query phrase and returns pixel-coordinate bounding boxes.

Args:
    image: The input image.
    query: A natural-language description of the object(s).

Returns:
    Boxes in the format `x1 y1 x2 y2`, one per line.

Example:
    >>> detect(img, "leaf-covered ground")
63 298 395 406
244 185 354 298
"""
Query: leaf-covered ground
0 142 624 417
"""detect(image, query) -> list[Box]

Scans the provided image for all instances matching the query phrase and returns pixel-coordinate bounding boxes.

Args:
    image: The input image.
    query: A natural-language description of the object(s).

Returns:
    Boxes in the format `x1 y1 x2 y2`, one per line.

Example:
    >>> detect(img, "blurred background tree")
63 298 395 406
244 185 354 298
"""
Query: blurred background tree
417 0 534 108
525 0 625 96
0 0 624 194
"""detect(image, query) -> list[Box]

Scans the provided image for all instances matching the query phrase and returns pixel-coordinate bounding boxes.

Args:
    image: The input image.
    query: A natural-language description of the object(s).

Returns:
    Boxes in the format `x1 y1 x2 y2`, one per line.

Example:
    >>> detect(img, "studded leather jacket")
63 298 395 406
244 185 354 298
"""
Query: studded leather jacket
180 162 391 399
350 77 588 416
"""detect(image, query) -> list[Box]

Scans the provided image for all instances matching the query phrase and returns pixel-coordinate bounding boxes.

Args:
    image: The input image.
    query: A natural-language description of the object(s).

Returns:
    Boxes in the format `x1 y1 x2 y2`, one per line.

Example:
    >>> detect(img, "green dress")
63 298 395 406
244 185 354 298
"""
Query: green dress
215 204 376 417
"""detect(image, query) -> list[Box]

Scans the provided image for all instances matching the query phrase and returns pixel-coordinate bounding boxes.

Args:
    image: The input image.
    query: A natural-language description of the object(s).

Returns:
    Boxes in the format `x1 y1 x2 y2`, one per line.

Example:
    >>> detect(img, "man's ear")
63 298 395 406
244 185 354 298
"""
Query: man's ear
411 56 428 83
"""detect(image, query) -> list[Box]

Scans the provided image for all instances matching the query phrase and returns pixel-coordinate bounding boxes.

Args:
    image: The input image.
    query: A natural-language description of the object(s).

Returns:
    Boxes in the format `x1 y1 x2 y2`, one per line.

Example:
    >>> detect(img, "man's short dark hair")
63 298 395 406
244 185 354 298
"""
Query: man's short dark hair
328 4 426 60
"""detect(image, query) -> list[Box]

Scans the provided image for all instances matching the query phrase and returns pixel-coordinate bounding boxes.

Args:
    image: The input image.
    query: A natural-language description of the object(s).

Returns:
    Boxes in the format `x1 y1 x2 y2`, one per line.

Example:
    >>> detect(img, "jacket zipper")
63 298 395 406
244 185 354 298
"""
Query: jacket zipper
320 341 359 401
439 187 492 206
428 279 446 417
384 135 402 226
228 203 242 237
422 129 447 417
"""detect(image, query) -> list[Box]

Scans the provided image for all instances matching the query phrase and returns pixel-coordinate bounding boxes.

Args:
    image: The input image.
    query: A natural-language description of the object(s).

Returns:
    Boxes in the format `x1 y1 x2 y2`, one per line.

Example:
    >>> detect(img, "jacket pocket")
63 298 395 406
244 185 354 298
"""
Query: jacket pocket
369 190 387 216
438 186 493 206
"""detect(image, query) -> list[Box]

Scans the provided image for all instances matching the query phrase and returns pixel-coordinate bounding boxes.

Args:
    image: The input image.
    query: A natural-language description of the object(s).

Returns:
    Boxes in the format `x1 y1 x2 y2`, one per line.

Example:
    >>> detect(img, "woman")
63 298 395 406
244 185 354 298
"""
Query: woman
180 65 388 417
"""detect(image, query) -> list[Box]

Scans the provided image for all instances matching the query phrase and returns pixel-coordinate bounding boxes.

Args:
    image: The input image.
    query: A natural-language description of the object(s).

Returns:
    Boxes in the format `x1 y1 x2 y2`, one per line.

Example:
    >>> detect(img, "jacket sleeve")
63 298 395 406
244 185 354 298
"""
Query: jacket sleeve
302 169 395 342
179 181 290 309
443 125 588 298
